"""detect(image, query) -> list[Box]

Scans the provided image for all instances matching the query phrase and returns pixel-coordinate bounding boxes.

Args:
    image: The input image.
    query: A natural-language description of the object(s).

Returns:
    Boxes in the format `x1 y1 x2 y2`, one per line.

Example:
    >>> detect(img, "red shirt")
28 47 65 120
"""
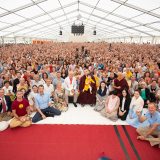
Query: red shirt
49 65 53 73
12 99 29 116
23 75 28 82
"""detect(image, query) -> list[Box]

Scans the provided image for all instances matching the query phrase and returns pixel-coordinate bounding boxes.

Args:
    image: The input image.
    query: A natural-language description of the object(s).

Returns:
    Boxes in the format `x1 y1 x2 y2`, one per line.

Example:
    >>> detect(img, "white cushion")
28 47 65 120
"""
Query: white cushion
0 121 9 131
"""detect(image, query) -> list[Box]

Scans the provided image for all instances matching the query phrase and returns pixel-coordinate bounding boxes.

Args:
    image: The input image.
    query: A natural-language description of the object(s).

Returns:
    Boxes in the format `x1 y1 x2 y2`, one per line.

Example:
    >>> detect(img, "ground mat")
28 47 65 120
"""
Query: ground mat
0 125 159 160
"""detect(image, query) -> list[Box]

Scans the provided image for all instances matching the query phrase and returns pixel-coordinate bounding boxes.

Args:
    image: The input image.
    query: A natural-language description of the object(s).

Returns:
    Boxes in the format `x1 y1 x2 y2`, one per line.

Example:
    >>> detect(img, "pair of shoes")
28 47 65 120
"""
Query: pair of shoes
73 102 77 107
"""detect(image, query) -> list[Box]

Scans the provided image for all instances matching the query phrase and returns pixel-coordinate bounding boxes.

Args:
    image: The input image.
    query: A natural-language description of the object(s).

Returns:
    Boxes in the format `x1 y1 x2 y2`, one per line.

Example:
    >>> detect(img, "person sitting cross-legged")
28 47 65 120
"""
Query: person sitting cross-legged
101 90 120 122
32 85 61 123
118 89 131 121
126 90 144 128
137 103 160 147
10 90 31 128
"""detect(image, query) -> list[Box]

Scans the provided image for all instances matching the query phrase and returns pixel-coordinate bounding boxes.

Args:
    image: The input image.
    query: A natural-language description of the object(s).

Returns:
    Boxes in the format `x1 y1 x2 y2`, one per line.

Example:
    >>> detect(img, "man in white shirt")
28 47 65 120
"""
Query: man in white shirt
44 78 54 96
30 74 44 87
63 71 78 107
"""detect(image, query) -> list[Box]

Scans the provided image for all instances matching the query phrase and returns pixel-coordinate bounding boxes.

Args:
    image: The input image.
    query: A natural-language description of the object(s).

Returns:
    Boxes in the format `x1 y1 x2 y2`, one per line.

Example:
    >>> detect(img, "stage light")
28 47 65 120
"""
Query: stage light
93 30 96 35
59 30 62 35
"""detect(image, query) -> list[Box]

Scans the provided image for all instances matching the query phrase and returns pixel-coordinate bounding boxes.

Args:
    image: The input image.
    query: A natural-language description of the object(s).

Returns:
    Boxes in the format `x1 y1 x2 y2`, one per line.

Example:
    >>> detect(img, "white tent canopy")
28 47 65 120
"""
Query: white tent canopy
0 0 160 43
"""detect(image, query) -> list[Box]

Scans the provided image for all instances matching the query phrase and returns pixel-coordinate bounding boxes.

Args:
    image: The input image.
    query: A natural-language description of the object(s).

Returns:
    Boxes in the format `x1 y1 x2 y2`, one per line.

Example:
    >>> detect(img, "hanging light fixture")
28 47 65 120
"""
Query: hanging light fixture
93 26 96 35
59 30 62 35
59 26 62 35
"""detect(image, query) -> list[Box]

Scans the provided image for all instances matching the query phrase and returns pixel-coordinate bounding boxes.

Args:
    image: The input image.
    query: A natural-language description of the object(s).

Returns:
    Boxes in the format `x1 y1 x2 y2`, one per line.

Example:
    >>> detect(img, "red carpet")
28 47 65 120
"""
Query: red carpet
0 125 159 160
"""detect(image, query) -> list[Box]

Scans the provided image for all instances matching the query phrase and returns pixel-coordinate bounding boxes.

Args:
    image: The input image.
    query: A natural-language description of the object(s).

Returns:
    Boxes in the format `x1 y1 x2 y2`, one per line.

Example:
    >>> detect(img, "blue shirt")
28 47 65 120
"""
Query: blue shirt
52 78 64 88
35 93 51 110
145 111 160 131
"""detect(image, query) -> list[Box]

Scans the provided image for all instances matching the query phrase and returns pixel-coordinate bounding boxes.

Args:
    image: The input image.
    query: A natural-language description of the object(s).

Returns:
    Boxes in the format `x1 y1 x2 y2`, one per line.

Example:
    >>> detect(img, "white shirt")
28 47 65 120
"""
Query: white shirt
31 80 44 87
64 76 77 91
130 96 144 112
121 97 126 111
28 92 38 105
2 86 13 95
44 83 54 96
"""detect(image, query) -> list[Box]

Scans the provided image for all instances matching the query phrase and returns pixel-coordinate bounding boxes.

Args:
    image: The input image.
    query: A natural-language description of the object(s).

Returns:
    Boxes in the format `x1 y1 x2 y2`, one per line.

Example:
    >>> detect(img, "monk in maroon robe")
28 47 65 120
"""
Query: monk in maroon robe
77 69 97 106
113 72 129 97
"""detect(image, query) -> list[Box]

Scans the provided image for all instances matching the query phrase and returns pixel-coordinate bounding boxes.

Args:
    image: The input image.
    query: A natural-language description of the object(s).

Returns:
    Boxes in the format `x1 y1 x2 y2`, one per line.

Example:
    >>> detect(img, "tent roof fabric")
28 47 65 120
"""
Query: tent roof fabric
0 0 160 41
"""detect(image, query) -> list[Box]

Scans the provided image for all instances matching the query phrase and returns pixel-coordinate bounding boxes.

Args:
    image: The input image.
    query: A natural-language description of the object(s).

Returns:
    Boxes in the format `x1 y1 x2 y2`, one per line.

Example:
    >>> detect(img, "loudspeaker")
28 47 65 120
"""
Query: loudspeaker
71 24 84 35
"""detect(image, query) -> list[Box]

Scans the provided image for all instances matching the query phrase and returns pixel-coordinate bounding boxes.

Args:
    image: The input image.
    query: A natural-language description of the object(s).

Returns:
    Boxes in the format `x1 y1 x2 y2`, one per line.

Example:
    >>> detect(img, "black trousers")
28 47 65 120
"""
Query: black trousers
32 107 61 123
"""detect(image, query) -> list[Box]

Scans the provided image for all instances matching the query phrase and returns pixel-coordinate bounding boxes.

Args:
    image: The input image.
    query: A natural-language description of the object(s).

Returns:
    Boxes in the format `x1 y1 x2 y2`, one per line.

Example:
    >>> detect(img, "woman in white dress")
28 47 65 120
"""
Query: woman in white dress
126 90 144 128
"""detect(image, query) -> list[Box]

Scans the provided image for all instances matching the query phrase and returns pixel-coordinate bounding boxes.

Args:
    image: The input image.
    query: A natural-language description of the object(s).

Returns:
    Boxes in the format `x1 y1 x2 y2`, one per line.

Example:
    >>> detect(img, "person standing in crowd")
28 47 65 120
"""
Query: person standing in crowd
129 75 139 96
106 72 116 92
52 71 64 89
31 74 44 87
13 72 22 93
69 60 76 71
144 72 152 86
44 78 54 96
27 85 38 112
139 82 150 108
41 72 49 82
3 80 13 96
93 69 100 89
17 77 28 92
113 72 129 97
148 80 159 102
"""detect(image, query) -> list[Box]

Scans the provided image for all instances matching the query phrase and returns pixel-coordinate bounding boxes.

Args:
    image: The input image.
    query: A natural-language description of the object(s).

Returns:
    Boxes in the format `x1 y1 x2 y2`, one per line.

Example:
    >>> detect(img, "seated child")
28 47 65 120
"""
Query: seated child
83 74 95 94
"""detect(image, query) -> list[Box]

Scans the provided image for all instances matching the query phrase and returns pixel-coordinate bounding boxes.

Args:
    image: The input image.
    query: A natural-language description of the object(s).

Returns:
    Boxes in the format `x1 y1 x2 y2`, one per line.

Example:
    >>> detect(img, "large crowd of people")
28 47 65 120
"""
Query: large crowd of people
0 42 160 147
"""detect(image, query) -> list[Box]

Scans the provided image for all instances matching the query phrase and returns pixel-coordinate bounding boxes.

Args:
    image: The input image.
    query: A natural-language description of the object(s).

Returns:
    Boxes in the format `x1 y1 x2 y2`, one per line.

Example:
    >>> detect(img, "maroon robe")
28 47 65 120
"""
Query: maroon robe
77 75 97 105
114 78 129 97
